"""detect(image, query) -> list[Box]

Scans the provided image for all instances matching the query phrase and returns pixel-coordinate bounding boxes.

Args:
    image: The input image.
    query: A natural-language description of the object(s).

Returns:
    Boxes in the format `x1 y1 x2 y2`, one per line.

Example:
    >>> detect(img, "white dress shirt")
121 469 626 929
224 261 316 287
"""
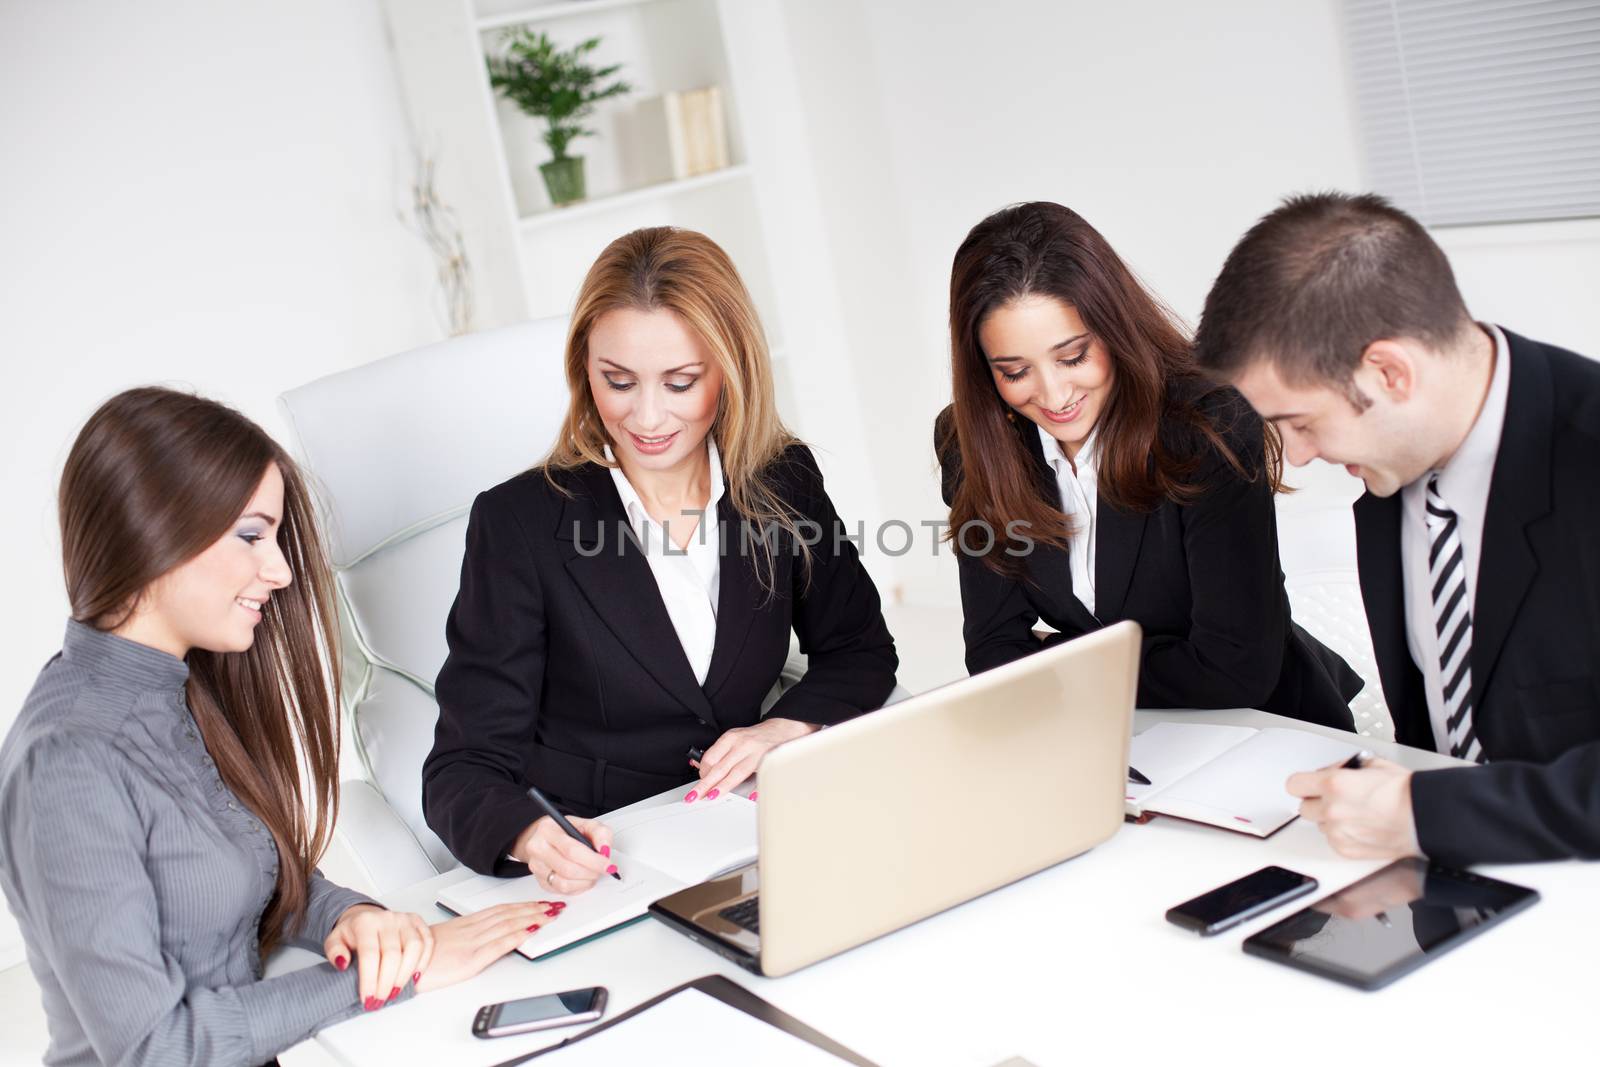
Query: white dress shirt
607 441 725 685
1037 423 1100 618
1400 323 1511 753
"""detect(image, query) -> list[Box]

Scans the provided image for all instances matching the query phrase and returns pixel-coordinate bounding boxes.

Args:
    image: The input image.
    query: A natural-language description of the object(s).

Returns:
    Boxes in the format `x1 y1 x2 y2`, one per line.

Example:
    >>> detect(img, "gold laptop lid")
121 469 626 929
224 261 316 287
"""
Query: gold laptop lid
755 621 1141 976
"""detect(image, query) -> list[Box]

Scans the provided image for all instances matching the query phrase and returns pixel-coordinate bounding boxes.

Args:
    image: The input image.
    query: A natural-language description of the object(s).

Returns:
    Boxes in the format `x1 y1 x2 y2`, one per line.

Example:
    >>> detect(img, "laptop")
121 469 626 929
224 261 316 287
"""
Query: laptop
648 620 1141 977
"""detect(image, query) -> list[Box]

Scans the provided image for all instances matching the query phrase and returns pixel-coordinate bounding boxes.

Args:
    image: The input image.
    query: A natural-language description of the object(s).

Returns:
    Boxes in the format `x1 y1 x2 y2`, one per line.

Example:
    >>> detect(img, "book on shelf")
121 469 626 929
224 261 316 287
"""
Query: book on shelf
636 85 729 181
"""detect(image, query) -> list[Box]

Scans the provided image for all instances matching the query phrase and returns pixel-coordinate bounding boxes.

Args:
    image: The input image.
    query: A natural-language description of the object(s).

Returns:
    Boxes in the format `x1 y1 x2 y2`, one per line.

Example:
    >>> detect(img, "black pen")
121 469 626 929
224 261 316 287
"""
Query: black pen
525 784 620 880
1127 766 1152 786
1341 749 1375 770
687 746 705 764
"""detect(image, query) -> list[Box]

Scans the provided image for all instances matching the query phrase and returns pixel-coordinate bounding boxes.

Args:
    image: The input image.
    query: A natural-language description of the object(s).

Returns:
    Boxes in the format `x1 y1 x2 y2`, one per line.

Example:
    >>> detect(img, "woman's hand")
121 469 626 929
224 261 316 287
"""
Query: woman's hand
686 718 820 801
324 904 433 1011
413 901 566 992
509 815 616 895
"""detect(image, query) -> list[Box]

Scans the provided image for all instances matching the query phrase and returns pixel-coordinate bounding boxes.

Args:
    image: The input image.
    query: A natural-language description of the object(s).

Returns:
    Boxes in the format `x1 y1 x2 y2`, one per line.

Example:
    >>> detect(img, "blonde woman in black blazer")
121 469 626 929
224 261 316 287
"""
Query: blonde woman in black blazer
423 228 897 892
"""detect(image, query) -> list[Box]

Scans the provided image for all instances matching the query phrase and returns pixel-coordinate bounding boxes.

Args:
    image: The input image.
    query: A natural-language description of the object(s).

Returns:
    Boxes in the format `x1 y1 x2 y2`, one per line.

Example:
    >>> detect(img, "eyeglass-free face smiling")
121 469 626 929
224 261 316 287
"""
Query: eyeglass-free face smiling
587 306 726 475
115 463 292 658
980 295 1116 461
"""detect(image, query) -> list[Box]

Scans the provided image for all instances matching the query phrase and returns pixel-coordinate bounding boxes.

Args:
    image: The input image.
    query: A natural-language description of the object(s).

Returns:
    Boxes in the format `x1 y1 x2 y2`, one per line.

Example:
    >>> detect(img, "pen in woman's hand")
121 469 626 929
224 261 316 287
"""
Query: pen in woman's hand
525 785 620 881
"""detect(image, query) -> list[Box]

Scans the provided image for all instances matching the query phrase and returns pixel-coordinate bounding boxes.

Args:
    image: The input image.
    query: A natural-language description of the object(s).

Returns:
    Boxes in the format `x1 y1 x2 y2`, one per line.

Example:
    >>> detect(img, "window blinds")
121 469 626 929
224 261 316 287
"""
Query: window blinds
1343 0 1600 226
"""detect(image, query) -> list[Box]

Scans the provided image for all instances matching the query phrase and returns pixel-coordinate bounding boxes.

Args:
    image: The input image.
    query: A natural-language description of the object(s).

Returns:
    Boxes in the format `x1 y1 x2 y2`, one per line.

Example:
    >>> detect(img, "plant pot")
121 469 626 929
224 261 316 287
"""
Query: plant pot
540 156 587 206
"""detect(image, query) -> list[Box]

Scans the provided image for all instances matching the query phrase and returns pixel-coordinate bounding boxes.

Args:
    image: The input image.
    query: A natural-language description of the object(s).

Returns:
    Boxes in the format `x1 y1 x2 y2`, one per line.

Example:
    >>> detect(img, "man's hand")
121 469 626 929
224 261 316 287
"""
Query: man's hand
1287 756 1422 859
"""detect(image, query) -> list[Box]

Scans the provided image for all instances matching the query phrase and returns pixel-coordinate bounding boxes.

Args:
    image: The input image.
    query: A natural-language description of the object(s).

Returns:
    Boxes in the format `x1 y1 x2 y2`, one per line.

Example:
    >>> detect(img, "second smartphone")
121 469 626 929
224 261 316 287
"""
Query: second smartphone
1166 866 1318 936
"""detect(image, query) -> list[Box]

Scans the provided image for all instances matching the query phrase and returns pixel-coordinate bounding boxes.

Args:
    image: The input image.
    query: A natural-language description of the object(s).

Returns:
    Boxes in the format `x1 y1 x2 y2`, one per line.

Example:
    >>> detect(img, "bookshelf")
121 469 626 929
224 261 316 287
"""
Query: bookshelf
475 0 669 32
380 0 779 353
515 165 751 231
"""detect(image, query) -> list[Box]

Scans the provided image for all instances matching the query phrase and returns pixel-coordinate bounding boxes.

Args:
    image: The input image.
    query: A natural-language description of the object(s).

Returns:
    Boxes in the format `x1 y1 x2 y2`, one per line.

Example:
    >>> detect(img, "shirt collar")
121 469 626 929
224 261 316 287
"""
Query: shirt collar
1435 322 1510 500
1036 422 1099 475
60 618 190 694
605 438 726 535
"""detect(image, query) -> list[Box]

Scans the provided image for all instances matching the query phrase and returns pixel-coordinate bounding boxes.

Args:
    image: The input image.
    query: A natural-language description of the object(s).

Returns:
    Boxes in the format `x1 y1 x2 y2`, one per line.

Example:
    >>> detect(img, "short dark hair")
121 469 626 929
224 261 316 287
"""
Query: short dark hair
1194 192 1473 389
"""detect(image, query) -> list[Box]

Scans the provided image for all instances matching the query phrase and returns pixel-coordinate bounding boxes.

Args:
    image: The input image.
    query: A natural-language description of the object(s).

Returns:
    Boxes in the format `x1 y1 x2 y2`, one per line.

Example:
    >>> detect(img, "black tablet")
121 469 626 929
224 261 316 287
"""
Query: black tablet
1241 858 1539 990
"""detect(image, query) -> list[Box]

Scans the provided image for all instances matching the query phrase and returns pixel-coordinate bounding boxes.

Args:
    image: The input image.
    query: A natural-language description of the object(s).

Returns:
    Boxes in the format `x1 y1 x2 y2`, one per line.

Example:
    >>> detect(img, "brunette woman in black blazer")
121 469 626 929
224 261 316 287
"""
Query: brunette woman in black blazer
935 202 1360 728
424 227 897 890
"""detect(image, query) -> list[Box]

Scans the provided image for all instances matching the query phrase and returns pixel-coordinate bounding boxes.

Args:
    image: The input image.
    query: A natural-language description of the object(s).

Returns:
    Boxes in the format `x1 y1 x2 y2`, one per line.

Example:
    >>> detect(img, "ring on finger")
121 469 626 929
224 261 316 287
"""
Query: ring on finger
546 867 558 888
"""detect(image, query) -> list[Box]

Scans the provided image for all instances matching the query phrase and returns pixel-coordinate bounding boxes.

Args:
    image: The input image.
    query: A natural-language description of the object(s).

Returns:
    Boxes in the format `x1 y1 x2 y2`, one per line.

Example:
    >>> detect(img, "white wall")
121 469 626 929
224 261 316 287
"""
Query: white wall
0 0 437 967
783 0 1370 603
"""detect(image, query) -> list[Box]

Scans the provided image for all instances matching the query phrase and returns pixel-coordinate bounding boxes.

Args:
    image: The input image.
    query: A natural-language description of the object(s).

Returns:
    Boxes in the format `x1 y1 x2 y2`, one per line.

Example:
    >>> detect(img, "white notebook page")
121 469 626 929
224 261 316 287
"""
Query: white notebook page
1126 722 1255 807
439 860 674 957
539 989 851 1066
605 792 757 883
1153 728 1358 831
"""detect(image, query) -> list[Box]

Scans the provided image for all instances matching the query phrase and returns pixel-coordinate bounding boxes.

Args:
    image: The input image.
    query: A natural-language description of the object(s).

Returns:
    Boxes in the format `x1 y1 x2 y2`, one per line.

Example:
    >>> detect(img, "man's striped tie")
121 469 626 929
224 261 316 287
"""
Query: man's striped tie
1425 474 1485 762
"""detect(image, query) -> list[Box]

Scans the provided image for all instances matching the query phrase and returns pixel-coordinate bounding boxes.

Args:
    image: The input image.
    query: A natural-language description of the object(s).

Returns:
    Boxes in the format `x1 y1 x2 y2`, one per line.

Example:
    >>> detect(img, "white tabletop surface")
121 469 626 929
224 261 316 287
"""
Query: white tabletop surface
315 710 1595 1066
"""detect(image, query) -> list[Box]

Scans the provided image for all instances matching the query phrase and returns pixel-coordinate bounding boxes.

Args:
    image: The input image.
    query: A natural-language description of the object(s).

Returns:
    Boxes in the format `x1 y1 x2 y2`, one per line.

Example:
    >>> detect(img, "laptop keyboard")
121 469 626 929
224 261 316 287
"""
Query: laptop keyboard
717 896 760 934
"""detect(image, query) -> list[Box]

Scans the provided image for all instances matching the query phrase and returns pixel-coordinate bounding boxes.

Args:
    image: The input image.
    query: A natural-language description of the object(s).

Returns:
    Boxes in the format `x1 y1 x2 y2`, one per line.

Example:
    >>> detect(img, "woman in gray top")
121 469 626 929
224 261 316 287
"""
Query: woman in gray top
0 388 564 1067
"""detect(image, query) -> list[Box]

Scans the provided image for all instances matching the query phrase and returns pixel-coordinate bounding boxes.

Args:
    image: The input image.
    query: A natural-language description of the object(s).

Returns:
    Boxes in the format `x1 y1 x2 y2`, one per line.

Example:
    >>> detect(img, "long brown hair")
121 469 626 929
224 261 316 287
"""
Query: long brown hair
546 226 810 591
59 387 340 957
943 202 1282 570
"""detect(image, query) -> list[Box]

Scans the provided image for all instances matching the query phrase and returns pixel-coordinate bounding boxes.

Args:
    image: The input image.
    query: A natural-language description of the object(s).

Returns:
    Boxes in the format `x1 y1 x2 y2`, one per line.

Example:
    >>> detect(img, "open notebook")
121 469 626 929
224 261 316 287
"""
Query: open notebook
437 792 757 961
1125 722 1359 838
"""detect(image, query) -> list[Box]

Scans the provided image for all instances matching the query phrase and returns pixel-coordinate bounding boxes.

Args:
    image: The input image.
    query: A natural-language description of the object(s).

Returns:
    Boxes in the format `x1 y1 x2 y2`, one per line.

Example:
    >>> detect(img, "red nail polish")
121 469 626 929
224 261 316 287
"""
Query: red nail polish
545 907 560 917
749 791 758 802
334 955 347 971
364 997 379 1011
387 987 399 1002
705 788 719 800
600 844 611 857
606 863 618 875
684 790 698 803
527 923 541 931
411 972 420 985
551 901 567 910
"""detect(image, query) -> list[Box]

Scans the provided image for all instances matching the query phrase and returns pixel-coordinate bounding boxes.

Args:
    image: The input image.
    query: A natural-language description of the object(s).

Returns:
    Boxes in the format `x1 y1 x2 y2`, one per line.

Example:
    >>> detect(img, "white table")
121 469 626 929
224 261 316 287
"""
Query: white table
314 710 1596 1065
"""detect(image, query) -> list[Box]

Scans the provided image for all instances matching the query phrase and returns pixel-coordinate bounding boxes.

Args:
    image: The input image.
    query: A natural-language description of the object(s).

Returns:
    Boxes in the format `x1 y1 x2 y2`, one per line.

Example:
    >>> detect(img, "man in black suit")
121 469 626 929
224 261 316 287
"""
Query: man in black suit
1194 192 1600 865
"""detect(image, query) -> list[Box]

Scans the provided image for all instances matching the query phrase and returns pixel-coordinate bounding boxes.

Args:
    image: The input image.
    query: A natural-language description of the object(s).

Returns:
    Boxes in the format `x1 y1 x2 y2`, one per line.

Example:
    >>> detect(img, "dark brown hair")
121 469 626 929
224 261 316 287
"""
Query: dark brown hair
59 387 341 957
944 202 1279 569
1193 191 1474 392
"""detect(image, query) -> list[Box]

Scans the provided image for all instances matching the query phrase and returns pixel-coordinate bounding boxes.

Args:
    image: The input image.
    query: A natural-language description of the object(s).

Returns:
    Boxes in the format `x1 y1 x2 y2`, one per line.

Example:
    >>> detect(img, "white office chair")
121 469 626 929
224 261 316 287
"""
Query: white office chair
279 317 846 893
1275 463 1393 740
278 317 574 892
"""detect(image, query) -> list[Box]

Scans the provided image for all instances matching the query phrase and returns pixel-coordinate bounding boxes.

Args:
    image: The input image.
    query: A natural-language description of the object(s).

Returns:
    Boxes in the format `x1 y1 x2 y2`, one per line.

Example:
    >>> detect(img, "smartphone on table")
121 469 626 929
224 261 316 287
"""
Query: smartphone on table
471 986 608 1039
1166 866 1318 936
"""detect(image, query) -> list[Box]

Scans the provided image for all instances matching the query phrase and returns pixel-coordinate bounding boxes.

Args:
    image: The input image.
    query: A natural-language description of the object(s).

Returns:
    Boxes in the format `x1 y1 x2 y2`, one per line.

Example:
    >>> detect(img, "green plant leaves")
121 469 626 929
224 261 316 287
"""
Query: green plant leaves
485 28 632 160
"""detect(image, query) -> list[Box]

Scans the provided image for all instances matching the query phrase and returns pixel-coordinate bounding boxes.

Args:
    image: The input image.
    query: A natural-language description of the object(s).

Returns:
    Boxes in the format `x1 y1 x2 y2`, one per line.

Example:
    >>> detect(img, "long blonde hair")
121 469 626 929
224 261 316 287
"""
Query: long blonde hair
546 226 809 590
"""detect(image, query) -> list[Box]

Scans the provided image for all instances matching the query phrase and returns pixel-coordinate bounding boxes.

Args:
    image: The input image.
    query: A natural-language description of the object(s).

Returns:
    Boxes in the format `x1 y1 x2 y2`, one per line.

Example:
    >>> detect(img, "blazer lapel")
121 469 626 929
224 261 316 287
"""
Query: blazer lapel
555 465 715 721
1018 421 1104 629
701 494 762 706
1093 503 1146 622
1472 332 1553 707
1354 489 1427 743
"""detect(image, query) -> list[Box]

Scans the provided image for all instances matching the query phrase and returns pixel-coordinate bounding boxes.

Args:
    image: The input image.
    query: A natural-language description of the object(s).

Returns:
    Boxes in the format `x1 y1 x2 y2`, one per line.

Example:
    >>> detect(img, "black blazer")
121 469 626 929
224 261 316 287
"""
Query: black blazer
1355 328 1600 864
936 386 1361 730
423 444 898 875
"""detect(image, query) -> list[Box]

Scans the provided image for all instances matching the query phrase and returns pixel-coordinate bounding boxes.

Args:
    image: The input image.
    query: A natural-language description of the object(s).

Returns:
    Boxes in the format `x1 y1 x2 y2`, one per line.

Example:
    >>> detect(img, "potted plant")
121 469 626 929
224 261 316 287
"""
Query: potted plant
486 29 631 207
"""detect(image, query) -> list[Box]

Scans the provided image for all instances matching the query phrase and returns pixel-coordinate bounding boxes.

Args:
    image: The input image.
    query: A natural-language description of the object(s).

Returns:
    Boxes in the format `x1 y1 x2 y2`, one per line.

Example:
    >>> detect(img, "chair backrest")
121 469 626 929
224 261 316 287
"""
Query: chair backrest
278 317 571 871
1274 462 1393 740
